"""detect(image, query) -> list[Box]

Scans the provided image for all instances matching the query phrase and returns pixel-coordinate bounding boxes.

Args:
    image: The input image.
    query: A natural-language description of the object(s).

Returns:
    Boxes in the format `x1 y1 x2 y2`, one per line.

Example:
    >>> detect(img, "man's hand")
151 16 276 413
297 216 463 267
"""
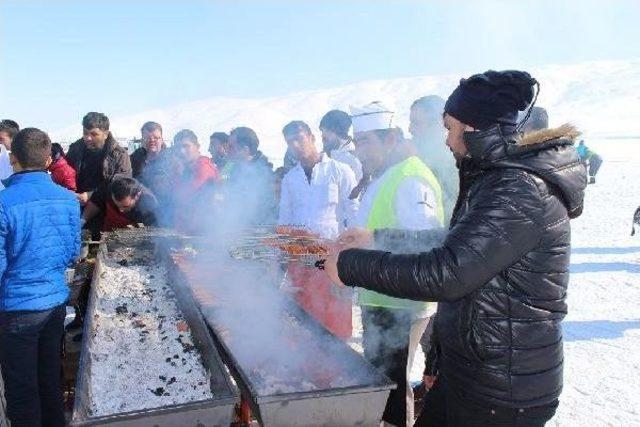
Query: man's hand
323 246 344 287
324 228 373 287
337 228 374 250
423 375 437 391
76 192 90 206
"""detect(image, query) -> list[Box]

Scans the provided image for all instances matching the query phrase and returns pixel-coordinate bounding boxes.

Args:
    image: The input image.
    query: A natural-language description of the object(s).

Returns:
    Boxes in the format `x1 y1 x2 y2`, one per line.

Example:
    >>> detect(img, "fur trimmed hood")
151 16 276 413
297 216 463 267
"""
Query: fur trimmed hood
463 123 587 219
517 123 581 146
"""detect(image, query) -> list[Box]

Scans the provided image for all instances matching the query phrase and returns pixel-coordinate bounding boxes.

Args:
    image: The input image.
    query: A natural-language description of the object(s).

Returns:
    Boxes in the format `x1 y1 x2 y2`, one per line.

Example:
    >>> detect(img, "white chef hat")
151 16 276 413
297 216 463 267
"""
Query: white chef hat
350 101 395 133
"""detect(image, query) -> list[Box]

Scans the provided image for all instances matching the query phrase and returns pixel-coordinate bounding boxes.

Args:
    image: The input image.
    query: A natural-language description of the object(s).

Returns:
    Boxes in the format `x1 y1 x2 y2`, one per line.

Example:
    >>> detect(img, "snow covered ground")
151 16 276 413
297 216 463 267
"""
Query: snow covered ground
550 139 640 426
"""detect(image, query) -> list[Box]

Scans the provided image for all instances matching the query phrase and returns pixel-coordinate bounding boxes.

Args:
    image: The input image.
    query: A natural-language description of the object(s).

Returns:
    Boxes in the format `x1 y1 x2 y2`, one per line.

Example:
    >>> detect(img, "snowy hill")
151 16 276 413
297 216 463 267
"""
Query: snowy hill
50 60 640 164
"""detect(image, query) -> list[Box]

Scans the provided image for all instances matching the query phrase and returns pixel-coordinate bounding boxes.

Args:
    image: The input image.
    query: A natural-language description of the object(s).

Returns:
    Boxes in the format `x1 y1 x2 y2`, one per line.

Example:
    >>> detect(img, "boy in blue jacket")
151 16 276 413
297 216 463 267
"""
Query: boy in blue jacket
0 128 81 427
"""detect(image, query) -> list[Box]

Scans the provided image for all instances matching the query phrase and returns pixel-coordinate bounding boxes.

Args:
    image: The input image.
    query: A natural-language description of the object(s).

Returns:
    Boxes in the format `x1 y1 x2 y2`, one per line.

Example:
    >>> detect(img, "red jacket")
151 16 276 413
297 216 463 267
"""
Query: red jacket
48 157 77 192
102 200 133 232
188 156 219 191
174 157 219 232
100 189 158 232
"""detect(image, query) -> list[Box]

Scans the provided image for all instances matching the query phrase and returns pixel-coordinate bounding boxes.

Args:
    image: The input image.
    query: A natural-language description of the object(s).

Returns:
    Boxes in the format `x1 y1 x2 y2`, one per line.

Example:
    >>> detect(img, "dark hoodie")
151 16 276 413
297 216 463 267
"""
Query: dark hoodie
338 124 587 408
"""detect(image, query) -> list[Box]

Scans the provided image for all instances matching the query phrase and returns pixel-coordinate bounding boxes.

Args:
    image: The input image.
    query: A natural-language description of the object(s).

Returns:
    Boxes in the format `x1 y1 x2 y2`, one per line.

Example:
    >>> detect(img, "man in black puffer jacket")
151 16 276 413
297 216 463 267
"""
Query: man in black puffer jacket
326 70 587 426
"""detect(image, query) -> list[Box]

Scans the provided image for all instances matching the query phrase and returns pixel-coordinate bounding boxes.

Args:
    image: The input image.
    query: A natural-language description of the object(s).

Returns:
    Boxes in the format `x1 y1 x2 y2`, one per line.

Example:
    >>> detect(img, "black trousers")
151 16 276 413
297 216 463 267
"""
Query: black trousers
588 154 603 178
415 376 558 427
0 305 66 427
362 306 413 427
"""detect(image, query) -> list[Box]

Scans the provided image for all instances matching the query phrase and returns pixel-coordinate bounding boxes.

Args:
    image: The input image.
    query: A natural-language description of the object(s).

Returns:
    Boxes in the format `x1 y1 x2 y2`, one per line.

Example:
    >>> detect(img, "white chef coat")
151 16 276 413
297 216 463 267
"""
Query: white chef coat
329 140 363 183
279 154 358 239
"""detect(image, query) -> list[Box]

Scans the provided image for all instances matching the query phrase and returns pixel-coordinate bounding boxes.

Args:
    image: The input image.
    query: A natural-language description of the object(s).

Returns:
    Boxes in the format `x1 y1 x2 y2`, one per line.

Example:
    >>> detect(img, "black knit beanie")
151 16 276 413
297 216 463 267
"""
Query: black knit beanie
444 70 537 130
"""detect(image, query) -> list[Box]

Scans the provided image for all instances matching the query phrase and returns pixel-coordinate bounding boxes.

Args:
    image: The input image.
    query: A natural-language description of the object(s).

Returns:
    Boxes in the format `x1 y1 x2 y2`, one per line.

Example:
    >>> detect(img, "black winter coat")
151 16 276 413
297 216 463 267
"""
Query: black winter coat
338 124 587 408
67 134 132 202
130 145 168 179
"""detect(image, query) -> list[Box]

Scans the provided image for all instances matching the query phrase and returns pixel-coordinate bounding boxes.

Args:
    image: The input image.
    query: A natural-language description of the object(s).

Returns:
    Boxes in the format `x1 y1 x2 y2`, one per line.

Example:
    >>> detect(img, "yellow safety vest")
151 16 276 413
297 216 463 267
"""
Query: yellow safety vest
358 156 444 310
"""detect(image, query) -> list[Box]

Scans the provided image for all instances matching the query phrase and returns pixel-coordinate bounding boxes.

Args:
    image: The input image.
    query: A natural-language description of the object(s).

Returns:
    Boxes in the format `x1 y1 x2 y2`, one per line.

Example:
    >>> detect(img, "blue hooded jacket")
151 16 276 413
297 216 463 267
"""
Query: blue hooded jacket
0 171 81 312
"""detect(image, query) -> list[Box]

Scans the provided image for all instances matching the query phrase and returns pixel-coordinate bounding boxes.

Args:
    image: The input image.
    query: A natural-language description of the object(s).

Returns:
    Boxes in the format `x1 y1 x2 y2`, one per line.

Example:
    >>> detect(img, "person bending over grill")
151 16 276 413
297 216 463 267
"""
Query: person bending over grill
325 70 587 427
82 175 158 232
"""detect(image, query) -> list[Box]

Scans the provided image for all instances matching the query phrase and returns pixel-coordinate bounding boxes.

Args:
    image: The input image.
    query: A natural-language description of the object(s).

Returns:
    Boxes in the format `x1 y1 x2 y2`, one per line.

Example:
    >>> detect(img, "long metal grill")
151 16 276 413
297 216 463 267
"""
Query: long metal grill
163 234 395 427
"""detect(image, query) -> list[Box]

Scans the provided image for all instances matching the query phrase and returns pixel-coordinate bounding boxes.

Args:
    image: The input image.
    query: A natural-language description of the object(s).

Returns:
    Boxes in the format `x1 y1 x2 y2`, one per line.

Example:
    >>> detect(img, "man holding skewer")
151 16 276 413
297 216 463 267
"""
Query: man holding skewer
336 101 445 427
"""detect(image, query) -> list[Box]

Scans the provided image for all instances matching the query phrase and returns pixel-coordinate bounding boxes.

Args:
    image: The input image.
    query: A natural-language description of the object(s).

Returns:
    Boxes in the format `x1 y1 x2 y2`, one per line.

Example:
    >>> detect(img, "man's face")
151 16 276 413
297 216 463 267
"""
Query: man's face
82 127 109 151
0 131 12 151
285 130 316 163
353 130 386 175
112 194 138 213
142 129 163 154
443 114 469 160
227 134 251 162
209 137 227 161
176 139 201 164
320 127 340 152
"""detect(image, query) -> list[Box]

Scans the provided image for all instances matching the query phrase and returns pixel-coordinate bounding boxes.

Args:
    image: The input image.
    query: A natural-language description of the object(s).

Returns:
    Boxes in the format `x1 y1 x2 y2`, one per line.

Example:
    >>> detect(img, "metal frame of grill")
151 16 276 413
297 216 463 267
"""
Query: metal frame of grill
71 233 238 427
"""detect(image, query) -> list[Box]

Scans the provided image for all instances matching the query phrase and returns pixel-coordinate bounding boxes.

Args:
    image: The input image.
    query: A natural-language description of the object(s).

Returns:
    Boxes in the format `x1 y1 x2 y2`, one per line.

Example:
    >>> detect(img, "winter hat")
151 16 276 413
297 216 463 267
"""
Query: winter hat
444 70 537 130
350 101 394 133
520 106 549 132
319 110 352 139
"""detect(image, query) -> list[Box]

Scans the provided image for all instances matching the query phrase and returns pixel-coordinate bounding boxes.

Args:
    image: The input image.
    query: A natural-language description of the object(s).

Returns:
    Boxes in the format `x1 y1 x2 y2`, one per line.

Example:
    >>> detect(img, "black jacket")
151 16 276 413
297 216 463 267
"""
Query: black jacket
130 146 148 179
107 190 158 228
339 124 587 408
130 145 168 179
89 179 158 228
67 133 132 201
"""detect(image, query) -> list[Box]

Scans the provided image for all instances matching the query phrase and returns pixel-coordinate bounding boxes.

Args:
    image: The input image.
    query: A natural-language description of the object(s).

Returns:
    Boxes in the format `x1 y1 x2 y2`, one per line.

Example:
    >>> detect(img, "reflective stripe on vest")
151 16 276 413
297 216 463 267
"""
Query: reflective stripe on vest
358 156 444 310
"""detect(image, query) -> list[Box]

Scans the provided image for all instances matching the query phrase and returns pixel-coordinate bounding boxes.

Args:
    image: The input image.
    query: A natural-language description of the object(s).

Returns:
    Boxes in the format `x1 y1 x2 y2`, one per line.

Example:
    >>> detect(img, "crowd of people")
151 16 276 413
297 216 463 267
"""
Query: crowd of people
0 68 589 427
